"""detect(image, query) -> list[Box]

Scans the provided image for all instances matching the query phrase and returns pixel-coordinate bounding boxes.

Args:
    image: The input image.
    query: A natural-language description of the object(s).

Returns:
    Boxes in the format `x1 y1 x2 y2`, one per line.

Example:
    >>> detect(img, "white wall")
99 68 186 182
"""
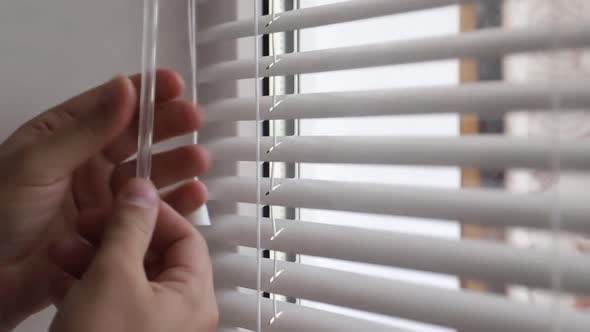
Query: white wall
0 1 190 330
0 0 191 141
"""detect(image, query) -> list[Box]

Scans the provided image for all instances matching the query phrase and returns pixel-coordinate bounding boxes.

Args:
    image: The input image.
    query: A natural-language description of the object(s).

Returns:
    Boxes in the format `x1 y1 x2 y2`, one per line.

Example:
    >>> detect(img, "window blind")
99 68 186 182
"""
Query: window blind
193 0 590 331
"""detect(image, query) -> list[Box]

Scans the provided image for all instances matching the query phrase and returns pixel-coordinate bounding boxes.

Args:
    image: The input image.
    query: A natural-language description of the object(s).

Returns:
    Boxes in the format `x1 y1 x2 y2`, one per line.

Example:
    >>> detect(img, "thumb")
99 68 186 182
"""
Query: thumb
94 178 159 271
26 75 136 177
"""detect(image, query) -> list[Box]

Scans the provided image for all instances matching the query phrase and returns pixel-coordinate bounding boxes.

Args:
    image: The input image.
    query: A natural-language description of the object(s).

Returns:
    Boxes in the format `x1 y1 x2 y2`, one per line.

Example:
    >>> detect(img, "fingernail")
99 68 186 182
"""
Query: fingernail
120 179 158 209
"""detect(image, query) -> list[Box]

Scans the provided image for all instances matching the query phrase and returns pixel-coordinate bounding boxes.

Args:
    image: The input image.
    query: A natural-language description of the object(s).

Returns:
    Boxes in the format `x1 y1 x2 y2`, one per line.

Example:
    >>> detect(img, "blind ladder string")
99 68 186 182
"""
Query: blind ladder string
266 0 281 70
254 1 262 331
266 0 285 324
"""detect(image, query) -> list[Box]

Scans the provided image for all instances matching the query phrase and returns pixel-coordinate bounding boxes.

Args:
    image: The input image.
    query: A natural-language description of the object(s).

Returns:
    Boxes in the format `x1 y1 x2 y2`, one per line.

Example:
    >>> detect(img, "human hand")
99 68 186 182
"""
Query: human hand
0 70 209 330
48 178 217 332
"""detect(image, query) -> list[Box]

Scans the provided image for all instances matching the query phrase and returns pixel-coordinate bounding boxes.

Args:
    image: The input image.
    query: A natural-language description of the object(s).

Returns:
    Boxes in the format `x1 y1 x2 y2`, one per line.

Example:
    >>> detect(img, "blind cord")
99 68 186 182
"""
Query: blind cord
186 0 210 225
254 1 262 331
187 0 210 225
137 0 159 179
188 0 196 109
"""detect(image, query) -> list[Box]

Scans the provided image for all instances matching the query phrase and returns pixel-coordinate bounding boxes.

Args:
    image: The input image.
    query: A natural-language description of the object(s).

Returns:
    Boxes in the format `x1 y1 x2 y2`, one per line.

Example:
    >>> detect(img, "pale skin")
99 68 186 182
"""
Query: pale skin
0 70 218 331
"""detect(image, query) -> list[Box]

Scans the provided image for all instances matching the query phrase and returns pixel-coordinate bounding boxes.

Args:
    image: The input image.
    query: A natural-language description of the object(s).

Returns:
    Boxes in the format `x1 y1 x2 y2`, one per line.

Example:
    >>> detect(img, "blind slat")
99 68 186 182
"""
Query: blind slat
205 136 590 170
199 24 590 82
205 177 590 233
204 81 590 122
217 290 398 332
214 254 590 332
198 0 485 43
198 2 588 331
203 215 590 294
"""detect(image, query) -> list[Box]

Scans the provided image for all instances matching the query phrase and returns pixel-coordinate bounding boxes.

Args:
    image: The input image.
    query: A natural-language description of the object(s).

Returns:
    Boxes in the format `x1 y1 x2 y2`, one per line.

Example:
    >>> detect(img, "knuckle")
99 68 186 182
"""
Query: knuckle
55 106 79 123
11 148 36 174
10 147 61 186
28 106 77 137
187 292 218 332
183 278 213 309
183 284 201 309
87 257 117 281
30 118 56 136
192 228 210 255
92 253 140 282
204 305 219 332
119 211 153 237
28 111 60 136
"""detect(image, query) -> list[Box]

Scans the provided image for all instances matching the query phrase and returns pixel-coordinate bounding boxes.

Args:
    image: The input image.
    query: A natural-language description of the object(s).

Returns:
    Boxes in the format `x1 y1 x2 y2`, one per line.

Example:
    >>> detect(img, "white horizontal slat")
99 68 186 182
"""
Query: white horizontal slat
204 177 590 233
204 135 590 170
214 254 590 332
199 23 590 82
202 215 590 294
217 290 398 332
204 81 590 121
198 0 493 43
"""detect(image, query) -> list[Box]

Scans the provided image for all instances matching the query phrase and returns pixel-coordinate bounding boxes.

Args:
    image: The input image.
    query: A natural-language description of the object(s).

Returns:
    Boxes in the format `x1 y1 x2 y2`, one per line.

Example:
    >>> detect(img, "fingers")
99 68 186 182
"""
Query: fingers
102 69 193 163
49 234 96 279
161 181 208 216
75 180 207 248
111 146 209 192
129 69 185 104
103 100 203 163
93 178 159 272
51 183 209 297
9 70 189 181
68 209 109 246
23 76 136 178
75 201 205 263
50 229 161 281
151 203 211 287
49 273 76 307
150 100 202 142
